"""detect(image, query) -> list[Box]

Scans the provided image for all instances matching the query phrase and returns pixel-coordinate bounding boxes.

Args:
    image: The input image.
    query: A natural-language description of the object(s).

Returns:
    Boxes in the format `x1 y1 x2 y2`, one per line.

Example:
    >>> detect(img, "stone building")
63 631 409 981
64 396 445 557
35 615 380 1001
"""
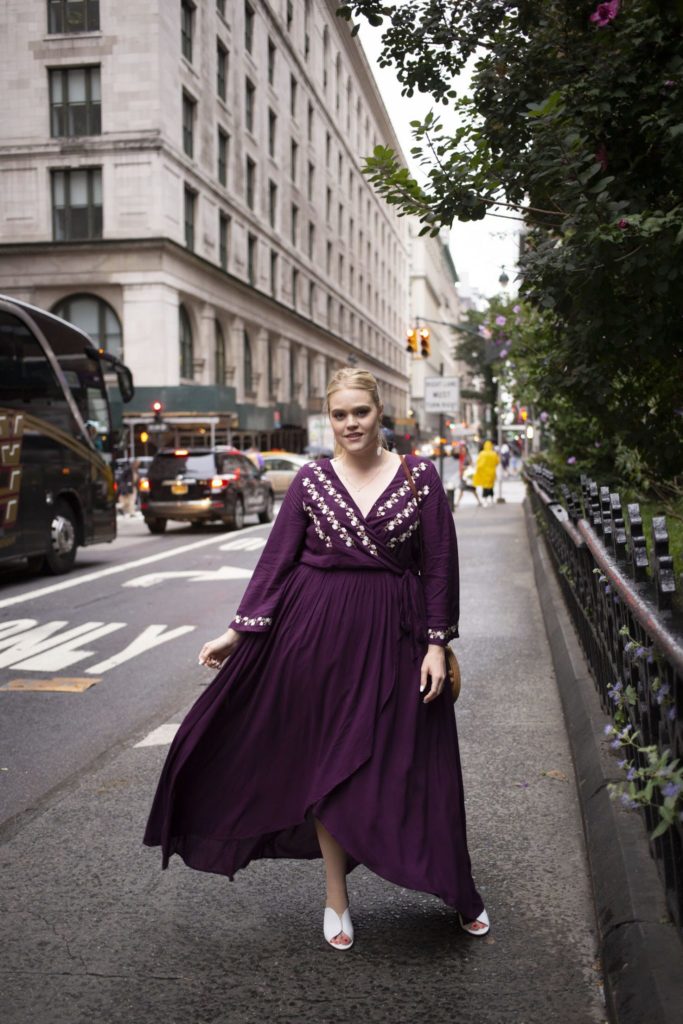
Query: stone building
0 0 410 450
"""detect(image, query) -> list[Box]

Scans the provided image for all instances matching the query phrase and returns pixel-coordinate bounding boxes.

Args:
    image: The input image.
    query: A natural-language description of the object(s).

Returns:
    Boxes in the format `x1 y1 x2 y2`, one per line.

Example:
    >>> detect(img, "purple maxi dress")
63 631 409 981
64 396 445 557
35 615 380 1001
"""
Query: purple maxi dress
143 455 485 919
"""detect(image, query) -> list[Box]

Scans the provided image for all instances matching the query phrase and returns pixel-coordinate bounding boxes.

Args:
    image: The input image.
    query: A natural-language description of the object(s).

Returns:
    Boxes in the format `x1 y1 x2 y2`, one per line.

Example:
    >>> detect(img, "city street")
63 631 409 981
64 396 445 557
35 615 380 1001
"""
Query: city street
1 482 607 1024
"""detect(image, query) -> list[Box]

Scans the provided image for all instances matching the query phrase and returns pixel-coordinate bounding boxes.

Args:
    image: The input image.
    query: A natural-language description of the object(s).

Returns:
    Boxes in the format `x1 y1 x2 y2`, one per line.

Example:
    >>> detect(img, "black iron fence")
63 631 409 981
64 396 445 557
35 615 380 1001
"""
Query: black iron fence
525 464 683 932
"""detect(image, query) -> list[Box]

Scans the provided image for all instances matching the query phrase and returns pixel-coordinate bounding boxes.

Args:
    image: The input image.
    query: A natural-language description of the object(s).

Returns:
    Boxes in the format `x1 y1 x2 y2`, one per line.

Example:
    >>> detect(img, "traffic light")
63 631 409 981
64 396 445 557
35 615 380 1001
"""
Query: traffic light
419 327 431 358
152 400 163 424
406 328 418 354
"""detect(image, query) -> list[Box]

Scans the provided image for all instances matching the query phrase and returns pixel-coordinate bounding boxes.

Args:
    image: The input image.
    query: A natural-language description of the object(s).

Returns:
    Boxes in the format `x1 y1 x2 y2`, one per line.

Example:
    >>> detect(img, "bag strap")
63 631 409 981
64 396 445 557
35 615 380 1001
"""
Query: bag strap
398 454 424 571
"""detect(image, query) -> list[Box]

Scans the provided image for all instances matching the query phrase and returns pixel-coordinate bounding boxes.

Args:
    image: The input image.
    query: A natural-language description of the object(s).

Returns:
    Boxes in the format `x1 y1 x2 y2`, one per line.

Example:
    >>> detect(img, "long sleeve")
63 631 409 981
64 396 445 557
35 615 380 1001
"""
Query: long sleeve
229 471 308 633
419 463 460 645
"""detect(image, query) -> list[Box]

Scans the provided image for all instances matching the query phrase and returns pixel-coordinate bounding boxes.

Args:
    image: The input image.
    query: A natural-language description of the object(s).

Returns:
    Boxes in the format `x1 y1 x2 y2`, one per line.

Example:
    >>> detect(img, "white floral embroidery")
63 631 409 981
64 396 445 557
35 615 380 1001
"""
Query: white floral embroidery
375 462 429 516
387 518 420 549
303 502 333 548
384 485 430 545
305 465 379 557
234 614 272 627
428 624 458 642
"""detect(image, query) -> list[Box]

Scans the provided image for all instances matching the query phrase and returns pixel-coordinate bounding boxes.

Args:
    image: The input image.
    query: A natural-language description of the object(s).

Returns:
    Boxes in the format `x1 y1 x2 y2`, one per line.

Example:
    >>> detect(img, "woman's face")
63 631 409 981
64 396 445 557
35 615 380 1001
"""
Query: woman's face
328 388 382 457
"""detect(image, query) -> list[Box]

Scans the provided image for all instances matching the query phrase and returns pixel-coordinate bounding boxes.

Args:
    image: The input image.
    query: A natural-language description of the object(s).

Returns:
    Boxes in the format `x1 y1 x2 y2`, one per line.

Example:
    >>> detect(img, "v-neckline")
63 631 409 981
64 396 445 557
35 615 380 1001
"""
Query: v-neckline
326 456 403 522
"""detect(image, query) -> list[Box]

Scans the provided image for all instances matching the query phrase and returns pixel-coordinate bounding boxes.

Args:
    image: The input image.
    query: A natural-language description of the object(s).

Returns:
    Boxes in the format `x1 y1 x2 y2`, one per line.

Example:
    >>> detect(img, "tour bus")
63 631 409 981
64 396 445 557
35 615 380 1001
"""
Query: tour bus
0 294 134 574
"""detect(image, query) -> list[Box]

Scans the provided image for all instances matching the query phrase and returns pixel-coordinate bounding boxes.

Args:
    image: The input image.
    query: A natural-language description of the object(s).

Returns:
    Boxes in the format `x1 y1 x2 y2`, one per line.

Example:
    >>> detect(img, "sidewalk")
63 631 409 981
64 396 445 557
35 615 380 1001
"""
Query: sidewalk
1 494 607 1024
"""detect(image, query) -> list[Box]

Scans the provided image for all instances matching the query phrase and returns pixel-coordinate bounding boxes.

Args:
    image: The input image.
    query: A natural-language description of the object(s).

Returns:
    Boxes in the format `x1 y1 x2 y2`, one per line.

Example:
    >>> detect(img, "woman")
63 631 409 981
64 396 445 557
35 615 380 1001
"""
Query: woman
144 369 489 948
472 440 500 507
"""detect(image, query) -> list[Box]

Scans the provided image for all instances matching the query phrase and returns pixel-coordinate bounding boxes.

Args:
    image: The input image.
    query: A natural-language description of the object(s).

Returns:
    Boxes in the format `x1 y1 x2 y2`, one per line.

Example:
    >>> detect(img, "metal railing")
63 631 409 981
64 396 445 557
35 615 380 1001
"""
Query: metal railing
525 463 683 931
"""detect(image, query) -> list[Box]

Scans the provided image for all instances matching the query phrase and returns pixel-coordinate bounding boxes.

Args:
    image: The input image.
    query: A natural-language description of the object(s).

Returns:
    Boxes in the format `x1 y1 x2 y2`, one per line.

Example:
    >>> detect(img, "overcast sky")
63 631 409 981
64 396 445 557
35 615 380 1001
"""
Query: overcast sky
357 25 520 305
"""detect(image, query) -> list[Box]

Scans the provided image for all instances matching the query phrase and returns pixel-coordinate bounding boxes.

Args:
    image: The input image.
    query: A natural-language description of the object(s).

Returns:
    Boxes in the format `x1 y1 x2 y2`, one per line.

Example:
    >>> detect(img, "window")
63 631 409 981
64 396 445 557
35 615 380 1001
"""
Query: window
267 342 275 398
184 186 196 249
335 54 341 111
268 109 277 157
307 102 314 142
326 241 332 274
53 294 122 359
217 40 228 100
307 162 315 201
326 294 332 325
49 66 101 137
289 344 297 396
292 267 299 308
338 202 343 234
268 180 277 228
291 203 298 246
245 78 255 132
246 157 256 209
244 2 254 53
309 280 316 315
217 128 228 185
52 167 102 241
338 152 343 183
325 132 331 167
219 212 230 269
307 222 315 259
270 250 278 296
322 27 329 91
215 320 226 384
181 1 194 62
244 330 253 393
48 0 100 33
304 0 311 59
286 0 293 31
247 233 257 285
325 188 331 222
290 139 298 182
217 0 225 16
267 38 276 84
290 74 298 117
182 92 195 157
179 305 193 380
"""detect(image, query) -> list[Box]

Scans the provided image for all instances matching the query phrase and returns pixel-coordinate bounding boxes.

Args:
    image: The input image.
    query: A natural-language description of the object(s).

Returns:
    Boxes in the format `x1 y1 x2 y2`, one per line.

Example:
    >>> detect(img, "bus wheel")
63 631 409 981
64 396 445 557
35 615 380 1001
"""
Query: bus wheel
145 517 167 534
44 501 78 574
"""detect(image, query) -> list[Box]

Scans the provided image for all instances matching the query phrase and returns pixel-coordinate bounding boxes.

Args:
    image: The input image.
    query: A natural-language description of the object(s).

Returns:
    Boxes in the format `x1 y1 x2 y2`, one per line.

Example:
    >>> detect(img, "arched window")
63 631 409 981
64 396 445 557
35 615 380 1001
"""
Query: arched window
53 293 122 359
179 304 193 379
244 329 253 393
215 319 226 385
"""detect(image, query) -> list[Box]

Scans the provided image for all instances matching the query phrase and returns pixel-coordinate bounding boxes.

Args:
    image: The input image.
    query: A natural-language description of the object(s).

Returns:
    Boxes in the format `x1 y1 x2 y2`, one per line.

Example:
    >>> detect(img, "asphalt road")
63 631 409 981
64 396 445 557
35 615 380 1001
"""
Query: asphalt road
0 477 607 1024
0 511 274 827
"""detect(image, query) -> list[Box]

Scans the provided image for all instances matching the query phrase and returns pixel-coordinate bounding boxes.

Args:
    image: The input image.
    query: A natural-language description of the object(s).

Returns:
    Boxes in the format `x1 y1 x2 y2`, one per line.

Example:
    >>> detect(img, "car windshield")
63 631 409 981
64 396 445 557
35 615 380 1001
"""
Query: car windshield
149 453 216 479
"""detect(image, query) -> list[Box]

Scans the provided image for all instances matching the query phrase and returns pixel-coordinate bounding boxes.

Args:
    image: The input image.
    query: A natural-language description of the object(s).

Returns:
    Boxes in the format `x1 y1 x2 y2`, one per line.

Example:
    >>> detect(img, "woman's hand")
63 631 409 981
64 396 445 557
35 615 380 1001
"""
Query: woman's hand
198 628 243 670
420 645 446 704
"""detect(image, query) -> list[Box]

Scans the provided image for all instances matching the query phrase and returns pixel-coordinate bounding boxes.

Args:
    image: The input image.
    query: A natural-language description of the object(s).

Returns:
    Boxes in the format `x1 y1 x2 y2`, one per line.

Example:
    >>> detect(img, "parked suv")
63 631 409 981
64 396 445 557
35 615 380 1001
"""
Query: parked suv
141 447 274 533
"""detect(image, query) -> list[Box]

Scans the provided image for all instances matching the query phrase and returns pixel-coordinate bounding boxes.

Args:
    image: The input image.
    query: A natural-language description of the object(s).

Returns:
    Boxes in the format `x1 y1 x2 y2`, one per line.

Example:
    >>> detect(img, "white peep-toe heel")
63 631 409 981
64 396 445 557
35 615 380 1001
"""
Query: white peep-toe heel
459 909 490 936
323 906 354 950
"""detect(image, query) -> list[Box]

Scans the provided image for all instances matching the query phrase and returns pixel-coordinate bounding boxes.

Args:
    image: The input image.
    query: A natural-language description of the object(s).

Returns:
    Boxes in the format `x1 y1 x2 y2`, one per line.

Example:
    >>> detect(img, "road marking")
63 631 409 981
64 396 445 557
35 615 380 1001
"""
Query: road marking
219 537 267 552
86 624 196 674
134 723 180 747
1 676 101 692
123 566 253 589
8 622 126 672
0 521 270 610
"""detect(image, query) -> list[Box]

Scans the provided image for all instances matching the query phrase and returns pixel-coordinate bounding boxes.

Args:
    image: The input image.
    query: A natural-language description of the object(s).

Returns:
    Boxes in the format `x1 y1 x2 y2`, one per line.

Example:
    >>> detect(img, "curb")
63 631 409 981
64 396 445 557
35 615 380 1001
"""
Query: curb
523 497 683 1024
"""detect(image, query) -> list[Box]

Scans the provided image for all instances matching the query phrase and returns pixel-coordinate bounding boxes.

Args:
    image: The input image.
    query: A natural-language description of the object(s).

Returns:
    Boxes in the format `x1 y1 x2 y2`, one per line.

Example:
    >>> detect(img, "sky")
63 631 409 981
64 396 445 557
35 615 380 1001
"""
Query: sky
357 24 521 305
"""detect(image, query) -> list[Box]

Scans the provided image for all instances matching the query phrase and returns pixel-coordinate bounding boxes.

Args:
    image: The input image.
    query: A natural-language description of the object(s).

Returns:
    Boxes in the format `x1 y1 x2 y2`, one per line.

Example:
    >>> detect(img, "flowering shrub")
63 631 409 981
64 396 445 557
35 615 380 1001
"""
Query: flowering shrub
590 1 620 28
605 723 682 839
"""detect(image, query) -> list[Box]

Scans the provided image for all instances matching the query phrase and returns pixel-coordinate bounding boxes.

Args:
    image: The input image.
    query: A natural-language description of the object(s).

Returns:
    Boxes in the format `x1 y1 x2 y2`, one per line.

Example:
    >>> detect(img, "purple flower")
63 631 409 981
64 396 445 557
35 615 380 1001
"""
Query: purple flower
513 304 521 314
594 441 602 448
626 767 637 782
605 584 612 594
662 782 681 799
634 646 645 658
495 315 507 326
617 218 629 229
590 1 620 27
667 706 677 722
500 348 509 359
617 759 627 769
663 80 675 88
610 738 622 749
620 793 638 810
604 724 614 735
567 455 577 465
540 411 549 423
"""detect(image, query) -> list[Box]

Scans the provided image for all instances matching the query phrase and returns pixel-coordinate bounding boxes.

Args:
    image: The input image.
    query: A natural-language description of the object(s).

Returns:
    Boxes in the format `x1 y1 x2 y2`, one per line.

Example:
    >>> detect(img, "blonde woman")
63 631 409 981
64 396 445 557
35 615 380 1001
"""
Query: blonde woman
144 369 489 948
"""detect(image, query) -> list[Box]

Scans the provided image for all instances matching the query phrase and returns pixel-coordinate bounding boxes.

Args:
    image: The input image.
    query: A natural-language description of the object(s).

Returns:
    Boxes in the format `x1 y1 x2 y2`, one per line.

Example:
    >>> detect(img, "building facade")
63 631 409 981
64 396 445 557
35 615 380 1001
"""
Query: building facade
0 0 410 450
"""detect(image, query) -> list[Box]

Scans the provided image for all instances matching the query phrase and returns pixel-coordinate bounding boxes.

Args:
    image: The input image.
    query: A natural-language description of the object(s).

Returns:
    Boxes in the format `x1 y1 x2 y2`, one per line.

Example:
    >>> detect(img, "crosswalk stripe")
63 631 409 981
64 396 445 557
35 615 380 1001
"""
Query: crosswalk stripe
134 723 180 748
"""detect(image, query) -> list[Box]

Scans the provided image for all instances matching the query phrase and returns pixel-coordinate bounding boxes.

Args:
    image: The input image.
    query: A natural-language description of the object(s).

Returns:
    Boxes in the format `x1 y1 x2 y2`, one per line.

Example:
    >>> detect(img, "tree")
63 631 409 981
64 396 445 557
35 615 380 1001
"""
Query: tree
338 0 683 482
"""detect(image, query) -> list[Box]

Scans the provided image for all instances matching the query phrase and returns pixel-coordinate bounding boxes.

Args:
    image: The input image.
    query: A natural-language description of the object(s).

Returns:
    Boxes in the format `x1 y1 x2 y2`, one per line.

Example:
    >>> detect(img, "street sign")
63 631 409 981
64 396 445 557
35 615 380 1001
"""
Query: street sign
424 377 460 413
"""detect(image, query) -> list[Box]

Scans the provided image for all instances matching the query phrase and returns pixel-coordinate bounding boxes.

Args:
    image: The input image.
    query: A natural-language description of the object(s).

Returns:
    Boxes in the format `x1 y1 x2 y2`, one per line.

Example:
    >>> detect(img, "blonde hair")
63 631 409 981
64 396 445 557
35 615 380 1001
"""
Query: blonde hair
325 368 386 457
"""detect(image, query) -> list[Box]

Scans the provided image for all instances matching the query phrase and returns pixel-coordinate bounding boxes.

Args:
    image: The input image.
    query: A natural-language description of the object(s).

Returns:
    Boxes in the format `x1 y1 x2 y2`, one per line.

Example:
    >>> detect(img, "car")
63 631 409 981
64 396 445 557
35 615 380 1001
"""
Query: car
140 447 274 533
260 451 309 496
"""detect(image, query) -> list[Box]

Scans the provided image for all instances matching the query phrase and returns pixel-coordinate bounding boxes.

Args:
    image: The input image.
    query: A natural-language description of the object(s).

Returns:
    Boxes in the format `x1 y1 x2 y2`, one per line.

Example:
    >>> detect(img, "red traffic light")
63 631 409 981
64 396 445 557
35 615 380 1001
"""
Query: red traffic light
152 401 163 413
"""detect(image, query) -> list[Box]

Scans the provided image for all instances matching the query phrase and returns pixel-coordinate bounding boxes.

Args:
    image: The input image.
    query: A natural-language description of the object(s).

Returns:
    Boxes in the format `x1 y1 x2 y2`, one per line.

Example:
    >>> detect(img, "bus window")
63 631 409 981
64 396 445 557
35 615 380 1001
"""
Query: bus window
0 310 65 413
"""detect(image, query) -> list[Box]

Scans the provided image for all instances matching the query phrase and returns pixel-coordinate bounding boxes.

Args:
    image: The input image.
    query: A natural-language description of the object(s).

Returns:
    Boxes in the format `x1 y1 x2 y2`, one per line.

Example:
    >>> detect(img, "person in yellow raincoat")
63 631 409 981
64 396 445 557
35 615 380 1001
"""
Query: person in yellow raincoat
472 440 500 506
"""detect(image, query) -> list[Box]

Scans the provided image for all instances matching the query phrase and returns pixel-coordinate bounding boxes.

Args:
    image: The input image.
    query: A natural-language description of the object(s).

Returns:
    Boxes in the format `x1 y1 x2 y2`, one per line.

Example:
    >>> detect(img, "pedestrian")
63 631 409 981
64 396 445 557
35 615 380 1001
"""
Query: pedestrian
117 459 137 516
472 440 500 507
454 442 483 509
144 368 489 948
500 442 511 477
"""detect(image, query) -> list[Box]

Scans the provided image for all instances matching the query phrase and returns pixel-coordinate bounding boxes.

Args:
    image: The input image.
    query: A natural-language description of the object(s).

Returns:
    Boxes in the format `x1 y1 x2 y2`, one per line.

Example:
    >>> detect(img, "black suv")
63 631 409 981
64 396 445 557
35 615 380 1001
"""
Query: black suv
141 447 274 533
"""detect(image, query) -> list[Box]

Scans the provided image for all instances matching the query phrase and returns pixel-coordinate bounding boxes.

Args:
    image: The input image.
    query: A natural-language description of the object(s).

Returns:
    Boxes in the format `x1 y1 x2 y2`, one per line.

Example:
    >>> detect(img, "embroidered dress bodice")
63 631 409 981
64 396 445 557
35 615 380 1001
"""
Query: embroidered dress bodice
329 453 402 519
